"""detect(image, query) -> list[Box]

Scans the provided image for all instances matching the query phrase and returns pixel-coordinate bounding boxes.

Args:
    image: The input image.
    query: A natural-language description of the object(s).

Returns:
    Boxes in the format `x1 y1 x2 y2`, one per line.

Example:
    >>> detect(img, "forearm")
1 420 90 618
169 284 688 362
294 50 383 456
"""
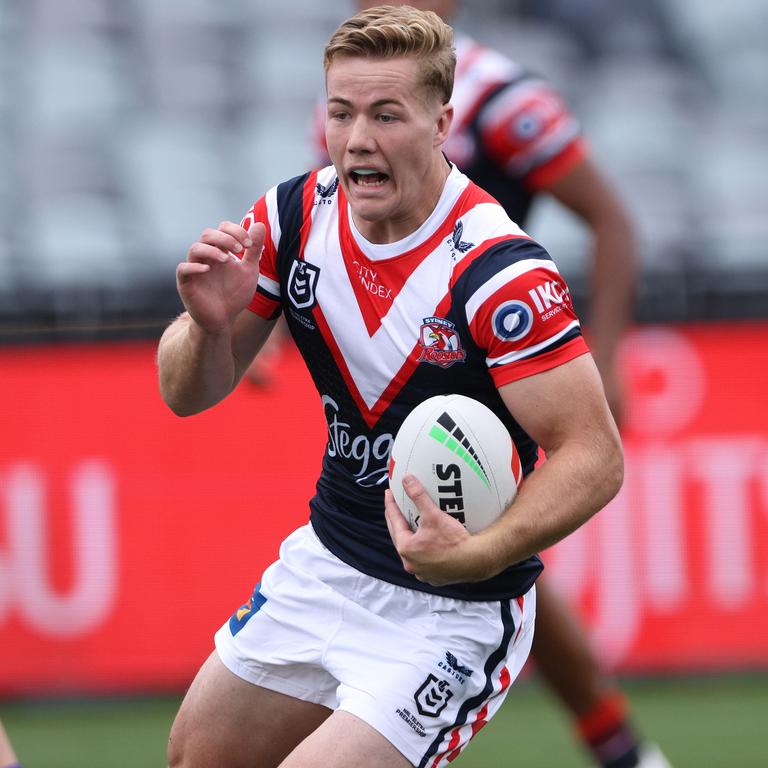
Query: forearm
587 211 635 372
477 433 623 578
157 314 238 416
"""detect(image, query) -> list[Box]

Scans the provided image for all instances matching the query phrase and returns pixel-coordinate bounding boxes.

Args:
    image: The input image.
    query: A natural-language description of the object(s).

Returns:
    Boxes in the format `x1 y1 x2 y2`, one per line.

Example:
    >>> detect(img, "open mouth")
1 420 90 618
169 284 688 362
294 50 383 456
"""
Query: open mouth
350 169 390 187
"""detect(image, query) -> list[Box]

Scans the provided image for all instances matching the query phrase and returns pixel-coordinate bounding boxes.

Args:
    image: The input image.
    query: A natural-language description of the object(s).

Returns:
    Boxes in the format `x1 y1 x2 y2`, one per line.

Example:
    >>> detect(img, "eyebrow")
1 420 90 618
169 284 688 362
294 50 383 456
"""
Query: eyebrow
327 96 405 108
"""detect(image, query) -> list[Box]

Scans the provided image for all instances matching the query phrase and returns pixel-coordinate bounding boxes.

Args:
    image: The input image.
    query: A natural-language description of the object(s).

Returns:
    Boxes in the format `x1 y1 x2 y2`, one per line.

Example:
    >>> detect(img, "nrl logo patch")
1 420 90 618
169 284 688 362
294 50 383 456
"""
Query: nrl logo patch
418 316 467 369
414 674 453 718
287 259 320 310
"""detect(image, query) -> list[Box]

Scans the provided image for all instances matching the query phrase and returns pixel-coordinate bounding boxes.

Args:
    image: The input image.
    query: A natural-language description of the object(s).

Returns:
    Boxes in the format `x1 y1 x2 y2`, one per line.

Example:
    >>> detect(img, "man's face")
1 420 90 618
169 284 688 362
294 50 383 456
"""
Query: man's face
325 55 452 243
356 0 458 20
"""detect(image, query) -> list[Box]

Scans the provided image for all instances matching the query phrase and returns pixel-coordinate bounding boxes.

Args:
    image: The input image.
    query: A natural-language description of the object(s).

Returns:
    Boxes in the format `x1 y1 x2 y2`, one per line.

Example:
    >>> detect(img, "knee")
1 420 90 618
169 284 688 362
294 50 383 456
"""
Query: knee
167 732 183 768
167 715 191 768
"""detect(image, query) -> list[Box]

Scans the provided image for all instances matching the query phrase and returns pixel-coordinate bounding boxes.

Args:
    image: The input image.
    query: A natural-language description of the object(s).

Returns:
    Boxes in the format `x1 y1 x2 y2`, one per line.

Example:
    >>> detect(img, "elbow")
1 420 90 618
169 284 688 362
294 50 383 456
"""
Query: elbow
604 435 625 504
158 380 202 418
161 392 204 418
166 402 200 418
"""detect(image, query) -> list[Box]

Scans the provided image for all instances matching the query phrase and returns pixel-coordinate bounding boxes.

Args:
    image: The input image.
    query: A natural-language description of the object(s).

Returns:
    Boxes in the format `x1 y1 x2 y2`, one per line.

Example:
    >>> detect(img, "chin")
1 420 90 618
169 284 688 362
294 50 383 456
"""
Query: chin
350 200 391 223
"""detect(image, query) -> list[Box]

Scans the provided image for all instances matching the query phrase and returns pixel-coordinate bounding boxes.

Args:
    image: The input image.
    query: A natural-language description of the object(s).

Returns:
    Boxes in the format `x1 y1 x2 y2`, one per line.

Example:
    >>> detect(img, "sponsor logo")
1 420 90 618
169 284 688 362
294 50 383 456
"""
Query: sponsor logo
287 260 320 310
351 260 393 300
428 411 491 489
414 674 453 718
288 307 316 331
438 651 474 685
446 220 474 258
228 583 267 636
314 177 338 205
395 706 427 737
528 279 571 321
434 464 465 525
514 113 542 139
322 395 393 486
492 300 533 342
418 317 467 368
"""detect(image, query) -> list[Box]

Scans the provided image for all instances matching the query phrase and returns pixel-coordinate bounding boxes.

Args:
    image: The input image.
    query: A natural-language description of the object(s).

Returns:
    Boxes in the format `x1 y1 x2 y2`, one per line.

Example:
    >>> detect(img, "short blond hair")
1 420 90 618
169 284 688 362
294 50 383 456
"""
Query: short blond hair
324 5 455 104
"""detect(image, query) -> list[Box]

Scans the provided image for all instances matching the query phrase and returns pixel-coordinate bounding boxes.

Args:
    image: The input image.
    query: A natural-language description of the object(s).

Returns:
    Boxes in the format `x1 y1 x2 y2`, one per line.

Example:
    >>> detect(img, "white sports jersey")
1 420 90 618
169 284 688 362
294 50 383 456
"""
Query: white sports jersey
243 163 588 600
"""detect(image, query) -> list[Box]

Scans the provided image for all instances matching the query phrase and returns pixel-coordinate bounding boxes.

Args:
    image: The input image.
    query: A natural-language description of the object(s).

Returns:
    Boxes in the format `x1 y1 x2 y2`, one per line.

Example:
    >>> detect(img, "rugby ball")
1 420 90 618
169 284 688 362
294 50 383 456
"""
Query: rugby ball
388 394 522 534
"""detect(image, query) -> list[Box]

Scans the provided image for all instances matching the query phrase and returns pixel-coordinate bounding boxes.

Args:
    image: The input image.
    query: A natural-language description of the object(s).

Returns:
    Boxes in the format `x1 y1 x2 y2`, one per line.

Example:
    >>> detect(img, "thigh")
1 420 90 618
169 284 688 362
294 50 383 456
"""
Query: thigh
280 711 411 768
168 651 332 768
328 581 537 767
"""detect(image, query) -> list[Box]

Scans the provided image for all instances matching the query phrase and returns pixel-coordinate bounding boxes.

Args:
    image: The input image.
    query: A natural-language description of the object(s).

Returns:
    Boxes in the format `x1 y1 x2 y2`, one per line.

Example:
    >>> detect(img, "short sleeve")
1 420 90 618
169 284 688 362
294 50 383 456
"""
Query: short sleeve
477 79 588 190
241 191 282 320
463 240 589 386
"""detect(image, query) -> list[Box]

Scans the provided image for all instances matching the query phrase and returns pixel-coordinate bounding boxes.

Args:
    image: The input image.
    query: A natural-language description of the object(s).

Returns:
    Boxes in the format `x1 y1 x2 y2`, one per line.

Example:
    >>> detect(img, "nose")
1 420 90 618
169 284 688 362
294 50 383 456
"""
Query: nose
347 115 376 154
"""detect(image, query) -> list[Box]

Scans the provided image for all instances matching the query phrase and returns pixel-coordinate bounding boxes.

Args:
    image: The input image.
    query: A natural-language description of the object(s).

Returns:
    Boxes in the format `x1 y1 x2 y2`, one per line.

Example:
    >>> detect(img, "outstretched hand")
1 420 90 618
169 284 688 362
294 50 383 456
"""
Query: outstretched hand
384 475 490 586
177 221 266 334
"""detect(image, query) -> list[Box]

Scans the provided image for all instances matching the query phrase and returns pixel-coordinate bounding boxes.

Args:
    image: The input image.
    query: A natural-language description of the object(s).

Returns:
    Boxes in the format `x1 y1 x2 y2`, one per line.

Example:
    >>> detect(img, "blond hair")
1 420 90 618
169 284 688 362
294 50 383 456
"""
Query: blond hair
324 5 455 104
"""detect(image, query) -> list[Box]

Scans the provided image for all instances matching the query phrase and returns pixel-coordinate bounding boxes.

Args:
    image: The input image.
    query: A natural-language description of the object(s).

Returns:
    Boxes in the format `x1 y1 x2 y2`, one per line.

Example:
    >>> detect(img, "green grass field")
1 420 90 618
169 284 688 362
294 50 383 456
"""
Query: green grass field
1 675 766 767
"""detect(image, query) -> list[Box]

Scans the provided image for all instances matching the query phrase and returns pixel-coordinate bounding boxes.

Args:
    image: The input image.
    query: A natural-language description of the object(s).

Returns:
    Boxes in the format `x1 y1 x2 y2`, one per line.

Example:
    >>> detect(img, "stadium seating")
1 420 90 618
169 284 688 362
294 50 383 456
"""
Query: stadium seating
0 0 766 333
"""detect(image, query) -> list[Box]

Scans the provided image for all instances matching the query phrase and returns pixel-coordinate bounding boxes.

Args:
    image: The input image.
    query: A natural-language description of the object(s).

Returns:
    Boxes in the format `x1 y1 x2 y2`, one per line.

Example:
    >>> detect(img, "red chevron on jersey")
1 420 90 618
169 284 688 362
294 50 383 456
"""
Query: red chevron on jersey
313 171 529 425
244 164 573 427
336 181 499 338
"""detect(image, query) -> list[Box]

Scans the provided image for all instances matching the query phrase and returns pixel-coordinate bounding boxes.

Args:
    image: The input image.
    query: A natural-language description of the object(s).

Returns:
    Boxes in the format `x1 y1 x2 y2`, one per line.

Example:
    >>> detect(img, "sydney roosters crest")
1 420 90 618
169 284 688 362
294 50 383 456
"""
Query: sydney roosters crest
418 317 466 368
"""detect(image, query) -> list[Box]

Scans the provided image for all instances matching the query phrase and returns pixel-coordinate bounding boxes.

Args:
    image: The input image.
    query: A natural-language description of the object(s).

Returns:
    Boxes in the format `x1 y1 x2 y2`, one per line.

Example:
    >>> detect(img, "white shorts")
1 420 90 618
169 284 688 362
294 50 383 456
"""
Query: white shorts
215 525 536 767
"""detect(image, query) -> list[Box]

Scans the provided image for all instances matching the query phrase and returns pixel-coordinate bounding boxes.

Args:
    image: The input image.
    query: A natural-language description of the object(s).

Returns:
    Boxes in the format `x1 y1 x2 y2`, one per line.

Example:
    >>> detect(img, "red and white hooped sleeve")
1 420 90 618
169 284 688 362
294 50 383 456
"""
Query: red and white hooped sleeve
477 79 588 190
240 187 282 320
464 246 589 387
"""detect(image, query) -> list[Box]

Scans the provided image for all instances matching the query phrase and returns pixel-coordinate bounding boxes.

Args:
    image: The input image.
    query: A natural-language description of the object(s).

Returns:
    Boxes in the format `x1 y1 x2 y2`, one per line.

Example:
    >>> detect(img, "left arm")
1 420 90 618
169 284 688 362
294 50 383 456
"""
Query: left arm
385 353 623 585
546 157 636 423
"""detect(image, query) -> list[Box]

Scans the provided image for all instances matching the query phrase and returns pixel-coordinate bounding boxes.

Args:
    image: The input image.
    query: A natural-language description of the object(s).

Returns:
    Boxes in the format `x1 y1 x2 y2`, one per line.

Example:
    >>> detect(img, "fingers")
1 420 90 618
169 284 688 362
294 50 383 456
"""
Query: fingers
187 242 232 266
402 475 440 525
384 490 417 575
185 222 254 266
177 261 211 280
384 489 411 543
242 222 266 266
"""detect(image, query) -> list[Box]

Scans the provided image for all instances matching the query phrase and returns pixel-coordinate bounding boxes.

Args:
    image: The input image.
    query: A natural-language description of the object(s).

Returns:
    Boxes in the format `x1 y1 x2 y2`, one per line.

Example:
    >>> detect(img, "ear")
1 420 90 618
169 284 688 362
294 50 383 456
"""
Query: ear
434 102 454 148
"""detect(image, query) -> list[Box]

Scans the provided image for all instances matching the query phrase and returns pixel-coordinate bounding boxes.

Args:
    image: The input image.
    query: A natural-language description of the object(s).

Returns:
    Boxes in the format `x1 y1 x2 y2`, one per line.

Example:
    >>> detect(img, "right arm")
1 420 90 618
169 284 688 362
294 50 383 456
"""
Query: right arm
158 309 274 416
157 220 276 416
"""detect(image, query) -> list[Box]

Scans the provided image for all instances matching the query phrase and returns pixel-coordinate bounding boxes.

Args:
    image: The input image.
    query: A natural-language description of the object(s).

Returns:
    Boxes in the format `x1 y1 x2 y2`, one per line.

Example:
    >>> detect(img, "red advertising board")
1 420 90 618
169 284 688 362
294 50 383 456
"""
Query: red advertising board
1 323 767 695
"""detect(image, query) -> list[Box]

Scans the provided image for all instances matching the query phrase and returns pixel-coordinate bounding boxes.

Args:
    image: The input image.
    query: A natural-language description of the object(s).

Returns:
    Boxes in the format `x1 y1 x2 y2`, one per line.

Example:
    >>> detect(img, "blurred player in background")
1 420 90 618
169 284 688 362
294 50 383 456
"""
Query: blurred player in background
261 1 667 767
158 6 623 767
348 3 666 768
0 719 21 768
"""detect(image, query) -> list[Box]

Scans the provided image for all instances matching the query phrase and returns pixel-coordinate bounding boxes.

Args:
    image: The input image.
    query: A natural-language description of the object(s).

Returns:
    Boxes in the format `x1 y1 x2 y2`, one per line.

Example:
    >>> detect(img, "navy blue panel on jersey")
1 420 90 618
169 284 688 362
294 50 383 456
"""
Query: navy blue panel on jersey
269 166 548 601
455 237 554 300
276 172 310 264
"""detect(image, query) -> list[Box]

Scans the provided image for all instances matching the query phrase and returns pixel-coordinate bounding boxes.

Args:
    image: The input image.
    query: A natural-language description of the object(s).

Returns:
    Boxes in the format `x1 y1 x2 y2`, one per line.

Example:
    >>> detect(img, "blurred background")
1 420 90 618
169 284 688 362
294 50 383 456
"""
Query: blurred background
1 1 767 766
